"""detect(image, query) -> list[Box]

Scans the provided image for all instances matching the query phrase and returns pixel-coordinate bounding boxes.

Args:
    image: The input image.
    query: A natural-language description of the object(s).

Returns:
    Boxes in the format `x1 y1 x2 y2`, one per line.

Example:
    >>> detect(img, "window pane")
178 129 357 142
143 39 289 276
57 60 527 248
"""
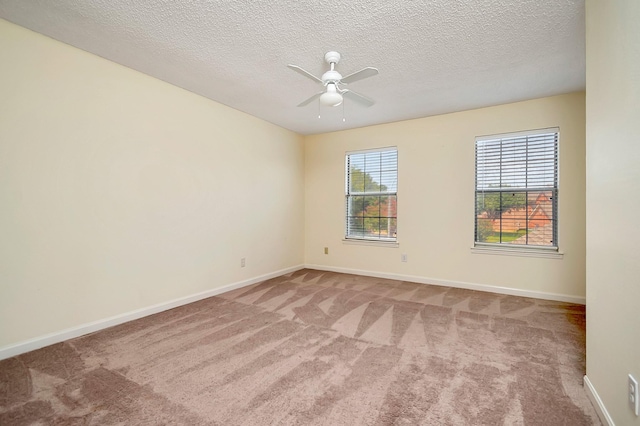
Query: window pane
474 129 558 248
349 167 365 192
363 217 380 238
363 196 380 217
379 170 397 192
476 218 495 243
498 192 528 243
475 192 501 220
380 195 397 218
346 149 397 241
347 216 365 238
379 218 397 239
348 196 365 218
389 218 397 239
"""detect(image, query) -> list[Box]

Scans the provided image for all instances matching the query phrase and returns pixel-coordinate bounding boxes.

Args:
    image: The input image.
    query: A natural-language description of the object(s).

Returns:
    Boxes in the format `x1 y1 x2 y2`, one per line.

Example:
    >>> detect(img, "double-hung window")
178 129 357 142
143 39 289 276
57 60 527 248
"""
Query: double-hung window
475 128 558 249
345 148 398 241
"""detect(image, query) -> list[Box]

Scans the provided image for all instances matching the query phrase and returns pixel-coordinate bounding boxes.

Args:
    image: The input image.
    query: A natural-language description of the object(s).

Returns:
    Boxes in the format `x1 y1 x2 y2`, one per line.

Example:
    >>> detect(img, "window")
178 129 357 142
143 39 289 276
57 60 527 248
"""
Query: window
346 148 398 241
475 128 558 249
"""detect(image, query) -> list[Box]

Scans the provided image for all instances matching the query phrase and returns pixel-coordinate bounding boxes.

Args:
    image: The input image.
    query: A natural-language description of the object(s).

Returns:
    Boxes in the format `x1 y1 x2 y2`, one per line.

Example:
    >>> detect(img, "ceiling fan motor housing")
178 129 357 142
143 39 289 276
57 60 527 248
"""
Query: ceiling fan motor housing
322 70 342 85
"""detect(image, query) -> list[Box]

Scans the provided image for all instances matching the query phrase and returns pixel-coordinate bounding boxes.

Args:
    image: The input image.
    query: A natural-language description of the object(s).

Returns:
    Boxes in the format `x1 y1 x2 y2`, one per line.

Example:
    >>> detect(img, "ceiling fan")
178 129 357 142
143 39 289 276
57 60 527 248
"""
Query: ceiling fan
287 51 378 108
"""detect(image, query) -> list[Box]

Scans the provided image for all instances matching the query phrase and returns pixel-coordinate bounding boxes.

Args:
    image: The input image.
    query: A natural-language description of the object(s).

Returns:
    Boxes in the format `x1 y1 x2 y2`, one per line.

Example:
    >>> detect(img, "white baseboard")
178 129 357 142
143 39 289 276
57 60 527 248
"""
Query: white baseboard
0 264 305 361
584 375 615 426
304 264 586 305
0 263 585 361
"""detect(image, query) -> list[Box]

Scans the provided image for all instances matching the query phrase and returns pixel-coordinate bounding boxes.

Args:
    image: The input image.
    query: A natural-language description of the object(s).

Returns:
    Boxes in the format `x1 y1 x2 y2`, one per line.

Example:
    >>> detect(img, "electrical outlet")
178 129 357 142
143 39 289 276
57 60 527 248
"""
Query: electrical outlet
324 247 329 255
401 254 408 262
240 258 246 268
630 374 639 416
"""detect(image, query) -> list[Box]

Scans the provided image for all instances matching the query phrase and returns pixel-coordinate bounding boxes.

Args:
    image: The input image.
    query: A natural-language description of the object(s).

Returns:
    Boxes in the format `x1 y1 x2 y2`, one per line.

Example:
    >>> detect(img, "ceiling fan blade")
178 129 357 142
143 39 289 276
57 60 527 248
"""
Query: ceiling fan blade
343 90 375 107
287 64 323 84
341 67 379 84
297 92 323 107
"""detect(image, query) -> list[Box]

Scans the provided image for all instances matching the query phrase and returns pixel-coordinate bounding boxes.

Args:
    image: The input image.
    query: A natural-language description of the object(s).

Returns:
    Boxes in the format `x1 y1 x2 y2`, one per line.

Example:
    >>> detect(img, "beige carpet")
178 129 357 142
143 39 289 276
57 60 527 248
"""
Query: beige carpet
0 269 600 425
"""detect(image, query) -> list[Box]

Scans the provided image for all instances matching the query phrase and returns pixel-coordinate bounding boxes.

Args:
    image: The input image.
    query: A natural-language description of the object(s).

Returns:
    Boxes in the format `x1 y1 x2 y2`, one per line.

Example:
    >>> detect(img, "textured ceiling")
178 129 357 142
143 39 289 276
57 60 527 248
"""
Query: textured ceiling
0 0 585 135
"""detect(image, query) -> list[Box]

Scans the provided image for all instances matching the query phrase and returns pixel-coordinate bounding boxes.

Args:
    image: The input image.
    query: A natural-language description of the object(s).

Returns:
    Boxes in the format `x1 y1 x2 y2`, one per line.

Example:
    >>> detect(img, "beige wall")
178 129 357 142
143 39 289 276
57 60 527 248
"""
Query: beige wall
305 92 586 299
586 1 640 424
0 20 305 348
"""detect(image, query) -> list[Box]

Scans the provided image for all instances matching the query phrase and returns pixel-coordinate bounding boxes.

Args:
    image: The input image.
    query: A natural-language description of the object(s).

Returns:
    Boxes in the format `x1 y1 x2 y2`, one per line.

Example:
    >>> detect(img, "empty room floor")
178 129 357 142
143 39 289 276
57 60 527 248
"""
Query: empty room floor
0 269 600 424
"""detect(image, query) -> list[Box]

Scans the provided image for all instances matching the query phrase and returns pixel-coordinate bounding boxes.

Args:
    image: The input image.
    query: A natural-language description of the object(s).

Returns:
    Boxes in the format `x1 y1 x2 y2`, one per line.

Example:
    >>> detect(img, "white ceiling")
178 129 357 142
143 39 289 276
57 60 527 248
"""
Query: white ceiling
0 0 585 135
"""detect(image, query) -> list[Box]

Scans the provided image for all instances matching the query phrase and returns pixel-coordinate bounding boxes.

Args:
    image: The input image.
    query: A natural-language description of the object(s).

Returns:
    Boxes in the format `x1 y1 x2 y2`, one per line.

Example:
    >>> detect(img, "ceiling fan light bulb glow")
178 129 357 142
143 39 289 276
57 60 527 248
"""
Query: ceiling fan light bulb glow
320 92 343 106
320 84 343 107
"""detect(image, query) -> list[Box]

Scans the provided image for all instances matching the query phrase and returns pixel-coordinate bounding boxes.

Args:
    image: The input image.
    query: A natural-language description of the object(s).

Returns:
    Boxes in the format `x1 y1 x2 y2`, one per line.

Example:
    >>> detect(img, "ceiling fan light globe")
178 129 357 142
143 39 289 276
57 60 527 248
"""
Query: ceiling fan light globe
320 91 343 107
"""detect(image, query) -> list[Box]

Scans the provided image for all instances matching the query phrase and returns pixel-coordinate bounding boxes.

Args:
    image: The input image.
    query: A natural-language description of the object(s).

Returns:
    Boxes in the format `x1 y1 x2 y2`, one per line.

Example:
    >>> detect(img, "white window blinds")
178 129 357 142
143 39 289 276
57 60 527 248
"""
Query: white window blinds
346 149 398 241
475 129 558 247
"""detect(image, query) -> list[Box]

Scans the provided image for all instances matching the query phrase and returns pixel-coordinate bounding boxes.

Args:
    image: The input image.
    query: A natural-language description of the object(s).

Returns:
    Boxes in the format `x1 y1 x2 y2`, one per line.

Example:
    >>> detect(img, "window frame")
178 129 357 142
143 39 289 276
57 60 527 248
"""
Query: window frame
474 128 559 253
344 147 398 243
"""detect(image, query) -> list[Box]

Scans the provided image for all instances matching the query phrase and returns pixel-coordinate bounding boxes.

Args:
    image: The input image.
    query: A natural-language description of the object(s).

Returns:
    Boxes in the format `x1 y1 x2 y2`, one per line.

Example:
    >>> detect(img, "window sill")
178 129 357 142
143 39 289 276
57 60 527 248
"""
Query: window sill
470 245 563 259
342 239 399 248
